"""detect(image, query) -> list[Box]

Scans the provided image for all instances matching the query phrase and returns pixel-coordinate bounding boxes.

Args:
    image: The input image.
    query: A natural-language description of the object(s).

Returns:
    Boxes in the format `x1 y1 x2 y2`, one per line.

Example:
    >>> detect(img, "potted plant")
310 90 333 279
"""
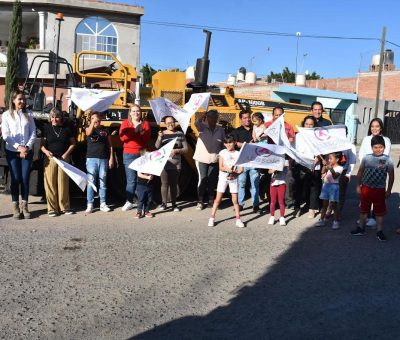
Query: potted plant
26 37 39 49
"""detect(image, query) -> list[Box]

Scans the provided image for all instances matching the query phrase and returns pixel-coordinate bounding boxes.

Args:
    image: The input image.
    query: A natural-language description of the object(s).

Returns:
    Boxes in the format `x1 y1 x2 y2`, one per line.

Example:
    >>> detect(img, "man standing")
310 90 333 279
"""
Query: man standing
311 101 331 127
232 110 260 212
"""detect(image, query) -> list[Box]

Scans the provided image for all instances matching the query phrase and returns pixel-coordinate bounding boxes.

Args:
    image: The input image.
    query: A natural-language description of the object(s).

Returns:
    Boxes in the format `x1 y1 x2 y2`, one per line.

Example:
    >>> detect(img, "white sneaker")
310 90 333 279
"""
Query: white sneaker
279 217 286 226
315 219 325 227
85 204 93 213
268 216 275 225
235 219 245 228
121 201 134 211
332 220 340 230
100 203 111 212
208 218 215 227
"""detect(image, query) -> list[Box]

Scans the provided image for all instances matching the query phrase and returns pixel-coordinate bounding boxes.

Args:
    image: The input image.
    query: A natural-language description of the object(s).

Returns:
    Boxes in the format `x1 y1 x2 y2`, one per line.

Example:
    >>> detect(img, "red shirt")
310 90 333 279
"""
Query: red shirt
119 120 151 154
265 120 295 143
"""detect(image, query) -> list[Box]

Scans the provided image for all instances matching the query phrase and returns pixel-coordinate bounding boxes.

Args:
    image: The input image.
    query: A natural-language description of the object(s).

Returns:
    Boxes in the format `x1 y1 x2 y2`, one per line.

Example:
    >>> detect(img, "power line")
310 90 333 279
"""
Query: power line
142 20 386 43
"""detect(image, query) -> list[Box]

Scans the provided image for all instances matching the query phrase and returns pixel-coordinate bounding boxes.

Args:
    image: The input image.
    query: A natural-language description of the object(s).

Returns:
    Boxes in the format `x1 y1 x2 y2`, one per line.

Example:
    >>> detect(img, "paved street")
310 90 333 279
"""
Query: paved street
1 156 400 339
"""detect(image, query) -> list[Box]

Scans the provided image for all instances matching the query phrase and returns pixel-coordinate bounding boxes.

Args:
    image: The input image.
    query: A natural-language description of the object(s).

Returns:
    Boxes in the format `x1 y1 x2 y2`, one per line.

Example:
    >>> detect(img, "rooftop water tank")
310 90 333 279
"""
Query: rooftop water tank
371 54 381 66
227 74 236 85
295 74 306 86
237 71 245 82
384 49 394 65
185 66 195 80
245 72 256 84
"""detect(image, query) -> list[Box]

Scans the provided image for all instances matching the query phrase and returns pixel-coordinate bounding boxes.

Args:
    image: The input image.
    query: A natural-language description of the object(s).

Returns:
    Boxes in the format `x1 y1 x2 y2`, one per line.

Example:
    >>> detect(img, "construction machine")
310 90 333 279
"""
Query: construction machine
0 29 329 199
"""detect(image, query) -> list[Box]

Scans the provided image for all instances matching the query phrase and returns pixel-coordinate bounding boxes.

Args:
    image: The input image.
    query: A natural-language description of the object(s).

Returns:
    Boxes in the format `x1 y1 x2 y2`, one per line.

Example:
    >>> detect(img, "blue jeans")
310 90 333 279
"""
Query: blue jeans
238 167 260 207
137 183 152 213
123 153 140 203
86 158 108 204
6 149 33 202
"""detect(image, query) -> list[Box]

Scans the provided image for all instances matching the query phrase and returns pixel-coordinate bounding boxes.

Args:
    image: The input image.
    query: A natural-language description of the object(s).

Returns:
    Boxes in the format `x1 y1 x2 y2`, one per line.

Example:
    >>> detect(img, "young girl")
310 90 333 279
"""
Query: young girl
315 152 343 229
208 135 244 228
251 112 266 142
268 161 288 226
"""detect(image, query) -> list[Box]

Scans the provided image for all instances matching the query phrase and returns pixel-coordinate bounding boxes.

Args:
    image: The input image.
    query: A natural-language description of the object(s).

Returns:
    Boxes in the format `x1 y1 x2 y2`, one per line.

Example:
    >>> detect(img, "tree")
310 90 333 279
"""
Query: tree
140 63 157 85
305 71 322 80
267 67 322 83
5 0 22 108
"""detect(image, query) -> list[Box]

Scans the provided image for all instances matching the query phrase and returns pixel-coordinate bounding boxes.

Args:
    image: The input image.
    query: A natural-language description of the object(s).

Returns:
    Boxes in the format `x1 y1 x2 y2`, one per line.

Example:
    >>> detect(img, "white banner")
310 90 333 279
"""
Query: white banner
149 92 210 134
52 157 97 192
266 115 314 170
296 125 353 155
128 138 177 176
71 88 122 112
235 142 286 171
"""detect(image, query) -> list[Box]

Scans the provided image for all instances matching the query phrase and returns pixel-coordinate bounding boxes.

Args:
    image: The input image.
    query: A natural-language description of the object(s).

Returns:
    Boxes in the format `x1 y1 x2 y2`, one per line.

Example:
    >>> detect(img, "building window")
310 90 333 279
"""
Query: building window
289 98 301 104
75 16 117 60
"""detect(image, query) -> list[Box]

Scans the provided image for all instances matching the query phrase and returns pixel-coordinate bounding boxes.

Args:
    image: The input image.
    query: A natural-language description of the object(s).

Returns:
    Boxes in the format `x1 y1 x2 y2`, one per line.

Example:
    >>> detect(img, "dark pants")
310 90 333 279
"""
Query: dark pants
160 169 179 206
339 172 349 212
196 161 218 202
284 167 295 207
136 183 152 213
6 150 33 202
294 165 321 211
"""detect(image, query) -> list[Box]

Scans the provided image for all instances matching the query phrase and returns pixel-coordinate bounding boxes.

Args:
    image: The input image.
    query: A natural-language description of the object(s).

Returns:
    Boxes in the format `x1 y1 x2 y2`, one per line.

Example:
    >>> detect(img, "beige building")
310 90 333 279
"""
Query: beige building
0 0 144 105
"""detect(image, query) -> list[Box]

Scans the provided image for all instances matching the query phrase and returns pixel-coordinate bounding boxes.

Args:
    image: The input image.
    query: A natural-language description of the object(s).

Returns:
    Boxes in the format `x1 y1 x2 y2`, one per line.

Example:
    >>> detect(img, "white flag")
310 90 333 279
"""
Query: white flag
266 115 314 170
296 125 353 155
235 142 286 171
128 138 177 176
149 92 210 134
71 88 122 112
52 157 97 192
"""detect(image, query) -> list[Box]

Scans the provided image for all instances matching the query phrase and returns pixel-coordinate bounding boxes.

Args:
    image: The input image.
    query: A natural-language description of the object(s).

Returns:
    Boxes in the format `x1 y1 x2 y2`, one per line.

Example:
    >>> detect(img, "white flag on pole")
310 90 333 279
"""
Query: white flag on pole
52 157 97 192
128 138 177 176
71 88 122 112
296 125 353 155
149 92 210 134
235 142 286 171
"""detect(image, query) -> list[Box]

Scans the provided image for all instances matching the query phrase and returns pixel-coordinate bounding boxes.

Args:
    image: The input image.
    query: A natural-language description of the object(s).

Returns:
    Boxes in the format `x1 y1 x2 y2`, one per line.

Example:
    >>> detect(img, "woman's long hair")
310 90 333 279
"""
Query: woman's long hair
367 118 384 136
127 104 142 125
8 90 28 120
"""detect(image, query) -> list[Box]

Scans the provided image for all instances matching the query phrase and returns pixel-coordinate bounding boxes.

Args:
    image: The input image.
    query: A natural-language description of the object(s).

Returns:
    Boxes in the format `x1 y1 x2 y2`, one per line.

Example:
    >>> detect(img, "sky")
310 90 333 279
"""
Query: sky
110 0 400 83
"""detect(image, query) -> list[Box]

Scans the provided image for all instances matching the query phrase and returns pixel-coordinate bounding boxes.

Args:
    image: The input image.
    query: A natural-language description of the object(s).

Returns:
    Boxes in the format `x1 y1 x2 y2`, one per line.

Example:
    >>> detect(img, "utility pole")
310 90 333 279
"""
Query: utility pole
374 26 386 118
295 32 301 85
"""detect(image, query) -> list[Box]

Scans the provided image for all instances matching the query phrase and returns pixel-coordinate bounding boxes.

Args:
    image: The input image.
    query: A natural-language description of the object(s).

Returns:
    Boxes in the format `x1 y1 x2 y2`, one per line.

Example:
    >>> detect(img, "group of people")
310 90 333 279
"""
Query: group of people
1 90 396 240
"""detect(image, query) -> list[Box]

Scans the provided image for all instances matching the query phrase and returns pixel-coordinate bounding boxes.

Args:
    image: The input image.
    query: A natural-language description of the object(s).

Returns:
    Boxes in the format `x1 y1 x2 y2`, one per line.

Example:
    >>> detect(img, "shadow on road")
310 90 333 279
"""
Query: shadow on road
131 179 400 340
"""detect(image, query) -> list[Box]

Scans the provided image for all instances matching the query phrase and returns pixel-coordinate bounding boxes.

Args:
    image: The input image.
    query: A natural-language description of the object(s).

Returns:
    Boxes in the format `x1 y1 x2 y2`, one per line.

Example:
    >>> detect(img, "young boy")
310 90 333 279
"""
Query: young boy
136 171 154 218
208 135 244 228
351 135 394 241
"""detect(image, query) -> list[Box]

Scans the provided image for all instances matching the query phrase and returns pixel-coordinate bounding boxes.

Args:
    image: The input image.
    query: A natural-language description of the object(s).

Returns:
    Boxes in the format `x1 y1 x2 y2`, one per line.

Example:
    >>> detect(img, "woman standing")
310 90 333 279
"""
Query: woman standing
119 104 151 211
41 108 76 217
193 110 225 210
359 118 391 161
85 112 114 213
155 116 188 211
2 90 36 219
294 115 322 218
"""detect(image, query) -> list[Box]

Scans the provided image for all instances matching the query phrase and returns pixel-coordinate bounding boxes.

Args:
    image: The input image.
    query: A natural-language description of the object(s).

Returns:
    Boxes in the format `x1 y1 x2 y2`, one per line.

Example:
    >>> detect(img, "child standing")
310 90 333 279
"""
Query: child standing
315 152 343 229
268 163 288 226
136 171 154 218
208 135 244 228
351 135 394 241
251 112 266 142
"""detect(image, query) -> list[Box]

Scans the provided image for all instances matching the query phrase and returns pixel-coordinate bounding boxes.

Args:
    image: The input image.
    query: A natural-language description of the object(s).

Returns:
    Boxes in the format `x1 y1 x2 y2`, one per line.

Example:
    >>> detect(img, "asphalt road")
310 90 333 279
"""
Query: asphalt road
1 155 400 340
